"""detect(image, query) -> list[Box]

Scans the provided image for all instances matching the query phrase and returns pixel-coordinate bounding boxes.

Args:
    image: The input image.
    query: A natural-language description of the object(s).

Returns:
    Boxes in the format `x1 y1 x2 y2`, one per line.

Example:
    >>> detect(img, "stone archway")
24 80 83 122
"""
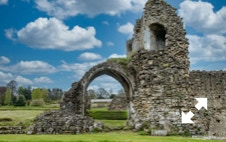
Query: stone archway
61 61 134 118
80 61 134 117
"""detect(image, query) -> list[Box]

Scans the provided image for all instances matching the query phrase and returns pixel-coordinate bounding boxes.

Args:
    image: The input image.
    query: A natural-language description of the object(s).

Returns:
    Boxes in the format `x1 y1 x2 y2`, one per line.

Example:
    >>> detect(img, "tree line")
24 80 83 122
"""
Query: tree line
0 80 63 106
88 88 125 99
0 80 126 106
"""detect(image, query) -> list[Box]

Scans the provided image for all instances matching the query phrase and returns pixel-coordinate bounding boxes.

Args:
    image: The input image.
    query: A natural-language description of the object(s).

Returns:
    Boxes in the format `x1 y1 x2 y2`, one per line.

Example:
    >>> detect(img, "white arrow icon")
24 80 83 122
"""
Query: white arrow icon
195 98 207 110
182 111 194 124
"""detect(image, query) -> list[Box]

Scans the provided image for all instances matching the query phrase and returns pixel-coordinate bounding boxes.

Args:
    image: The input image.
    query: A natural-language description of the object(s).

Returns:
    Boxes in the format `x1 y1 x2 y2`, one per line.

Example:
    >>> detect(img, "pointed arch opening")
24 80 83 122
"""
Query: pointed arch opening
80 65 134 121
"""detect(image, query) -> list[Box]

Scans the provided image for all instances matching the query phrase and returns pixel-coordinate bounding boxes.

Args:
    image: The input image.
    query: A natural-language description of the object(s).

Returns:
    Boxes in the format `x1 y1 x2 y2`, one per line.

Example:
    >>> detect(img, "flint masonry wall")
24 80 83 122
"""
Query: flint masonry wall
128 49 195 135
109 96 128 111
126 0 226 136
189 71 226 136
127 0 190 131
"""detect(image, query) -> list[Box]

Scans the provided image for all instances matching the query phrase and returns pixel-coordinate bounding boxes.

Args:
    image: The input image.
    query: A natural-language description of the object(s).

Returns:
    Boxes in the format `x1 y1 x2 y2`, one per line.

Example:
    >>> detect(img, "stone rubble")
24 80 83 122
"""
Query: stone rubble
0 126 24 134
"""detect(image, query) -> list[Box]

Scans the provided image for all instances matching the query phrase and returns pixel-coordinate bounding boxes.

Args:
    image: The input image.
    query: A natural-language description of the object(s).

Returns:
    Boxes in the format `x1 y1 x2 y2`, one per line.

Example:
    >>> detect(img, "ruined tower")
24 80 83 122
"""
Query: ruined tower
126 0 192 134
127 0 189 67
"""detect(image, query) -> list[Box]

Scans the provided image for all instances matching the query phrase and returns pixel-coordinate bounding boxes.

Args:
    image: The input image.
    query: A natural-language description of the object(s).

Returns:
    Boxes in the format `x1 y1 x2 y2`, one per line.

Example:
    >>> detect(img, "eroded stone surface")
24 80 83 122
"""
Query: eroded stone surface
27 110 93 134
109 96 128 111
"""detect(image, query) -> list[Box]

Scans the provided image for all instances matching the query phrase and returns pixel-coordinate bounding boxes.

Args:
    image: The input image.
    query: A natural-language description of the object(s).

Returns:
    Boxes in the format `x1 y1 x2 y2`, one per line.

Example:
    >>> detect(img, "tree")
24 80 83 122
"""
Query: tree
15 95 26 106
31 88 43 100
0 87 7 106
18 86 31 101
48 88 63 101
4 88 11 105
88 89 97 99
109 94 116 99
7 80 18 96
42 89 49 103
12 95 17 105
24 87 32 100
31 88 49 106
96 88 110 99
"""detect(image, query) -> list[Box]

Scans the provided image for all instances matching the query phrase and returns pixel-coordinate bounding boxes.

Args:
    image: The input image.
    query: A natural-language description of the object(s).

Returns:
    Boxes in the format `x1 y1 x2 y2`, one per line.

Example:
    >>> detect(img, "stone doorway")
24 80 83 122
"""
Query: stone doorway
81 68 133 119
87 75 125 108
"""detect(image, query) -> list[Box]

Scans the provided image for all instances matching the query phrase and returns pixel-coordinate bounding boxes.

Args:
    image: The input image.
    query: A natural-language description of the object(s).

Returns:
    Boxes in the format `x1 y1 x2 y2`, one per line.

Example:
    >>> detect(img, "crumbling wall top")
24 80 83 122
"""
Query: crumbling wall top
127 0 189 64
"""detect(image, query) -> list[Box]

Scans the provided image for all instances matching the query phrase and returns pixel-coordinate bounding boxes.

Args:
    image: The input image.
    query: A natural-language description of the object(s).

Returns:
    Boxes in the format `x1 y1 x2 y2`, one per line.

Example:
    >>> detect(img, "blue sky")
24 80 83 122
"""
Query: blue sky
0 0 225 92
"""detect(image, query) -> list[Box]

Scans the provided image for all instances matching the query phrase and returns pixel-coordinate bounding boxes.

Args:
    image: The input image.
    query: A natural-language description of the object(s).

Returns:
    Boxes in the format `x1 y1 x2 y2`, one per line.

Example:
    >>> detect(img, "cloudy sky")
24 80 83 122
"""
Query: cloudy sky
0 0 225 92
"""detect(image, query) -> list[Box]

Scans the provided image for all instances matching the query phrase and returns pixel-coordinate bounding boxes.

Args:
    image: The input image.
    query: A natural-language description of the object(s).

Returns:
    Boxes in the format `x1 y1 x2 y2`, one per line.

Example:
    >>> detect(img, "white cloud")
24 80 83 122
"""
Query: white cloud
178 1 226 66
59 60 103 79
188 34 226 64
0 0 8 5
0 71 33 86
102 21 109 26
34 0 146 19
78 52 102 61
34 76 53 84
0 56 10 64
6 17 102 51
0 71 13 85
5 28 16 41
15 76 33 86
179 0 226 34
88 75 123 94
118 22 134 37
109 54 126 59
0 60 56 75
106 41 114 47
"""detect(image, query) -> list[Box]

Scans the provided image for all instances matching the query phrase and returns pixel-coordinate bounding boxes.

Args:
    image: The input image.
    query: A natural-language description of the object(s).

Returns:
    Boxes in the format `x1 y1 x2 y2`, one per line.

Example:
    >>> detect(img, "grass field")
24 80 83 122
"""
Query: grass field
0 105 58 128
0 110 43 127
0 131 222 142
0 104 59 111
0 106 223 142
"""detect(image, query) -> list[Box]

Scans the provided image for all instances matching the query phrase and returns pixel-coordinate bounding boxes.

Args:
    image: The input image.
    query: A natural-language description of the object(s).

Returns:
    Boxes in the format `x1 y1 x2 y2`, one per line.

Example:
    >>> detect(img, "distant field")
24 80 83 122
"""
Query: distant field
0 131 222 142
0 104 59 111
0 110 43 127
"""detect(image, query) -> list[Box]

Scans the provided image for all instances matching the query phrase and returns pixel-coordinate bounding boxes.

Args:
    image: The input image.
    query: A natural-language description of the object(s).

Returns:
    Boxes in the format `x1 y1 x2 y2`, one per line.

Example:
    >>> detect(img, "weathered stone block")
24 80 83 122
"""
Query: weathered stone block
151 130 167 136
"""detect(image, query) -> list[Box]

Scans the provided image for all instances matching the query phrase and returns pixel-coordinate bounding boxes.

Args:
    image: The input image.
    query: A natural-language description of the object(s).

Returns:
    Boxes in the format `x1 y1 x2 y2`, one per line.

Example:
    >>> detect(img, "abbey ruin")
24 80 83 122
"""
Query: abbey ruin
28 0 226 137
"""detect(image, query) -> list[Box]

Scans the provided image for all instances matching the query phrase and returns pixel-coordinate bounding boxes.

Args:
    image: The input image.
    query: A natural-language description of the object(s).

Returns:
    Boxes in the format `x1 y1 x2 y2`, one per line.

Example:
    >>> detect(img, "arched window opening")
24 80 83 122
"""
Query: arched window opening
87 75 128 110
86 75 129 128
149 23 166 50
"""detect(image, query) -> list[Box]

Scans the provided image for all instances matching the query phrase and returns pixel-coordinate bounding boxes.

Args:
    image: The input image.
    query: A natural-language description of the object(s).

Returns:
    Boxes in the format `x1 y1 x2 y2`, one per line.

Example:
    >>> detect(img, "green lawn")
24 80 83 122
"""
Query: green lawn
0 107 223 142
0 104 59 111
0 131 222 142
0 110 43 127
97 120 126 128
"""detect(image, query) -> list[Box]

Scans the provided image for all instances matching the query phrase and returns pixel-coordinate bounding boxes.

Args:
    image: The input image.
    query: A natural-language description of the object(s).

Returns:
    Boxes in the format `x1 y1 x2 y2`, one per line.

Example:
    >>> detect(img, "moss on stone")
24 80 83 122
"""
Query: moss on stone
107 57 131 70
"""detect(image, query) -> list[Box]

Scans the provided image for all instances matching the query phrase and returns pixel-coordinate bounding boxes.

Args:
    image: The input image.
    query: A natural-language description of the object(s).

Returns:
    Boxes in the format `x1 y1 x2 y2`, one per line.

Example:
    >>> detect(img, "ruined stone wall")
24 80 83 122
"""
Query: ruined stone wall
128 50 226 136
128 49 195 135
189 71 226 136
0 126 24 134
28 0 226 137
60 82 84 115
108 96 128 111
127 0 189 132
128 0 189 67
126 0 226 136
27 110 94 134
